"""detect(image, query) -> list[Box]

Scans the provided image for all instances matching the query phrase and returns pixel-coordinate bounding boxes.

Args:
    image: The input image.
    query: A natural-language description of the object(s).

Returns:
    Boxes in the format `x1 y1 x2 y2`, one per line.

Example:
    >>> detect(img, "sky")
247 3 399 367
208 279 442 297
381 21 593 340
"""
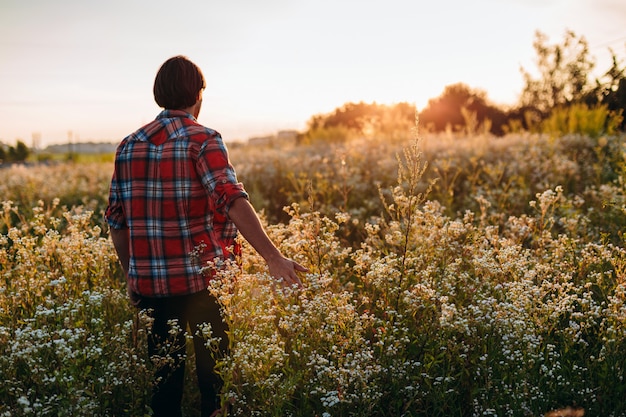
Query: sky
1 0 625 147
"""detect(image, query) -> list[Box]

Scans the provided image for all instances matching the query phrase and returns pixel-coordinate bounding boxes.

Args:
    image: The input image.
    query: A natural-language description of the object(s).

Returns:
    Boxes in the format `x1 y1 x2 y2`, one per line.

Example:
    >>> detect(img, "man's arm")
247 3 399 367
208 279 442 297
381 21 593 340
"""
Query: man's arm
109 226 142 306
109 226 130 278
228 197 307 287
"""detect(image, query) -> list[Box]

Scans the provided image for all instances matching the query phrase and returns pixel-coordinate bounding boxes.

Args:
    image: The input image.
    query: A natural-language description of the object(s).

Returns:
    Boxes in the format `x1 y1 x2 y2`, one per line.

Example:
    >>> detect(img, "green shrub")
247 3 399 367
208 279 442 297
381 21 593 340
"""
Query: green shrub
541 103 623 138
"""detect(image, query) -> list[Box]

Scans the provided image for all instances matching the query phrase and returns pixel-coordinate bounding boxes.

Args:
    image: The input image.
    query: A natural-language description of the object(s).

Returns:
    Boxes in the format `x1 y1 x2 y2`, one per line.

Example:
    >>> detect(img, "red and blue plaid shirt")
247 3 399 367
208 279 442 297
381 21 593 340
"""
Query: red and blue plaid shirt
105 110 248 297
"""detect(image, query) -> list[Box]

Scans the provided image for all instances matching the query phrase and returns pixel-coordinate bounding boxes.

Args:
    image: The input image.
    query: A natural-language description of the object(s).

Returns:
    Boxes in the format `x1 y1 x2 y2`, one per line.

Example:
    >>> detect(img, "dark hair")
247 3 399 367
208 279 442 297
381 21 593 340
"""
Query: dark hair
153 56 205 110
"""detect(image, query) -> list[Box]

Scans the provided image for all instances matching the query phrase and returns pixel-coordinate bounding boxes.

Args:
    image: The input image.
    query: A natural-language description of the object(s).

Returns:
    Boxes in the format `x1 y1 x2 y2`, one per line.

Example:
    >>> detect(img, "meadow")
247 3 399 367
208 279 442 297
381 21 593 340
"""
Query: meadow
0 129 625 416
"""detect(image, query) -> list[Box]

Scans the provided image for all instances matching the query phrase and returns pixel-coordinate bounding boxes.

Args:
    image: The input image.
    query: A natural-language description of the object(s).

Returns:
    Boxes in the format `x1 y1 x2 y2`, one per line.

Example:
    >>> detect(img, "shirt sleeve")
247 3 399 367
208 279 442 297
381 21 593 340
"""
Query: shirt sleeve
196 132 248 215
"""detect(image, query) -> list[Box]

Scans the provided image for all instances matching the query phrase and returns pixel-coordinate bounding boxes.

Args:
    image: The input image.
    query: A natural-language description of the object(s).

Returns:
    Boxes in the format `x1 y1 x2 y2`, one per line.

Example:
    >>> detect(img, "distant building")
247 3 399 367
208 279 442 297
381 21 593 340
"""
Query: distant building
247 130 299 147
276 130 298 141
247 135 275 147
43 142 118 154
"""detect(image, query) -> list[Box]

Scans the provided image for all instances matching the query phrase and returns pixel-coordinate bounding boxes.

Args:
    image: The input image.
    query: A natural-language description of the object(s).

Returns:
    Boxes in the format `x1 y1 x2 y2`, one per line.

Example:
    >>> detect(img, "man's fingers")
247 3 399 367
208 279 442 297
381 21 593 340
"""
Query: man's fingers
280 272 302 288
268 258 307 288
294 262 309 272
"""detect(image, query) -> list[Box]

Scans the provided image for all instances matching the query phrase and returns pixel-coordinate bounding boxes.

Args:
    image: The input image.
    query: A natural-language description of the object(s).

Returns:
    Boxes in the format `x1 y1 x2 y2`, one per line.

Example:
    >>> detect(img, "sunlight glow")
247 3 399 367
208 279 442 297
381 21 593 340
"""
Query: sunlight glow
0 0 624 146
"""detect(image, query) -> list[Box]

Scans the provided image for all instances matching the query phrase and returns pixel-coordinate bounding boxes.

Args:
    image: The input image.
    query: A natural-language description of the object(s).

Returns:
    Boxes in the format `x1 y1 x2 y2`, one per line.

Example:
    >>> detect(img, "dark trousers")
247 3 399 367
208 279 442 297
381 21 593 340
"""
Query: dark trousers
138 290 228 417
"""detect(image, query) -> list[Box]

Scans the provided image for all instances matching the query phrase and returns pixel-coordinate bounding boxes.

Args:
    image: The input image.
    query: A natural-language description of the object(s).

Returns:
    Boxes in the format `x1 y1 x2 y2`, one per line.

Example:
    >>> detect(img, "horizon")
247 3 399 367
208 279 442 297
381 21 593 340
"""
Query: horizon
1 0 625 147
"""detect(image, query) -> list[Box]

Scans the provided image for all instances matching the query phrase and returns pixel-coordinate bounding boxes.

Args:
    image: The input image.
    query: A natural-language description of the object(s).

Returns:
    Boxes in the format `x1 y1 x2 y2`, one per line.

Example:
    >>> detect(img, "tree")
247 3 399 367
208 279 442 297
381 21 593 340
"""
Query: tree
13 140 30 162
586 49 626 130
304 102 416 143
308 102 376 135
3 140 31 163
519 30 595 116
418 83 508 135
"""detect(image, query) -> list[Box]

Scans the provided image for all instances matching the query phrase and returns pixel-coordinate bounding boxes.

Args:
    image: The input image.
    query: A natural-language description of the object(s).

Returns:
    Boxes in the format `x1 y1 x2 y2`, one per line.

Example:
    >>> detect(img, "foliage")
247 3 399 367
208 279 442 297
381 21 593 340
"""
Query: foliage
0 162 112 234
0 201 152 416
299 30 624 144
418 83 508 136
586 49 626 131
209 135 626 416
234 132 626 246
299 27 624 145
520 30 595 116
0 130 625 416
303 102 416 144
540 103 624 137
0 140 31 163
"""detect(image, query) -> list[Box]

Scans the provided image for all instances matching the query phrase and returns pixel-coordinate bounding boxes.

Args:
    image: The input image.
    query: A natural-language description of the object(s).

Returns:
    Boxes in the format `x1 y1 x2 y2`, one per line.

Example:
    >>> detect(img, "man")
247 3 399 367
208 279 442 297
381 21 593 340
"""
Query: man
105 55 307 417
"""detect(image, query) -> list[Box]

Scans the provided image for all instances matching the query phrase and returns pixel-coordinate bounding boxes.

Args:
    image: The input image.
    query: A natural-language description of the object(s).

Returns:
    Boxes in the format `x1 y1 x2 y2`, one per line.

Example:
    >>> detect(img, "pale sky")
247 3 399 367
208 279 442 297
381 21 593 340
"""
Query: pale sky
1 0 625 146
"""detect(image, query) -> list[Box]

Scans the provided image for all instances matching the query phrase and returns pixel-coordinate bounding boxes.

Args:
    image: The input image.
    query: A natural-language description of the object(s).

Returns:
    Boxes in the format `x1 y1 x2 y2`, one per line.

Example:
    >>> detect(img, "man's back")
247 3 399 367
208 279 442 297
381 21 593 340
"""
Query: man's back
106 109 247 297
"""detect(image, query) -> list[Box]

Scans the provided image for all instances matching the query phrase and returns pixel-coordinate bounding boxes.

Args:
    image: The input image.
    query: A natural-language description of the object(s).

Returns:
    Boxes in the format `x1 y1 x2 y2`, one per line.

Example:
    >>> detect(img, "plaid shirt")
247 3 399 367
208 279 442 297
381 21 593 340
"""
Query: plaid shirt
105 110 248 297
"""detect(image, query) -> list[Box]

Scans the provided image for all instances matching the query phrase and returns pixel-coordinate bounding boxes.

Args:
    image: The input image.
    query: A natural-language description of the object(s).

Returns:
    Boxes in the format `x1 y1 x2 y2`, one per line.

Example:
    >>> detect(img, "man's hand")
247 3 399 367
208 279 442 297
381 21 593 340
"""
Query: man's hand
228 197 309 287
266 254 308 287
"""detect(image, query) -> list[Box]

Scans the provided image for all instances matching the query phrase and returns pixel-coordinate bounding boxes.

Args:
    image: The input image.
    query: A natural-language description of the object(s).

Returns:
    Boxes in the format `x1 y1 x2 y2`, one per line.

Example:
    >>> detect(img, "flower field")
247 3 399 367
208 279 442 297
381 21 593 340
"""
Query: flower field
1 130 625 416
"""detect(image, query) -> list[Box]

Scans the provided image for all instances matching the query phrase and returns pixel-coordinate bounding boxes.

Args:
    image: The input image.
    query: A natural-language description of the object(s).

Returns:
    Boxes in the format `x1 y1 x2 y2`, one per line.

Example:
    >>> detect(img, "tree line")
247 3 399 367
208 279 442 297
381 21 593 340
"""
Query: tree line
0 140 30 164
4 29 624 155
302 29 626 143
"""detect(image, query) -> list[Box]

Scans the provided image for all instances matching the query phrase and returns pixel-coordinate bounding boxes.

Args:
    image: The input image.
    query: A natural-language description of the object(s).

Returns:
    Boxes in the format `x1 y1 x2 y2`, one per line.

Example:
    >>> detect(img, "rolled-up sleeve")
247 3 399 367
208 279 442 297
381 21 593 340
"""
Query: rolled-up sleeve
197 133 248 215
214 178 248 214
